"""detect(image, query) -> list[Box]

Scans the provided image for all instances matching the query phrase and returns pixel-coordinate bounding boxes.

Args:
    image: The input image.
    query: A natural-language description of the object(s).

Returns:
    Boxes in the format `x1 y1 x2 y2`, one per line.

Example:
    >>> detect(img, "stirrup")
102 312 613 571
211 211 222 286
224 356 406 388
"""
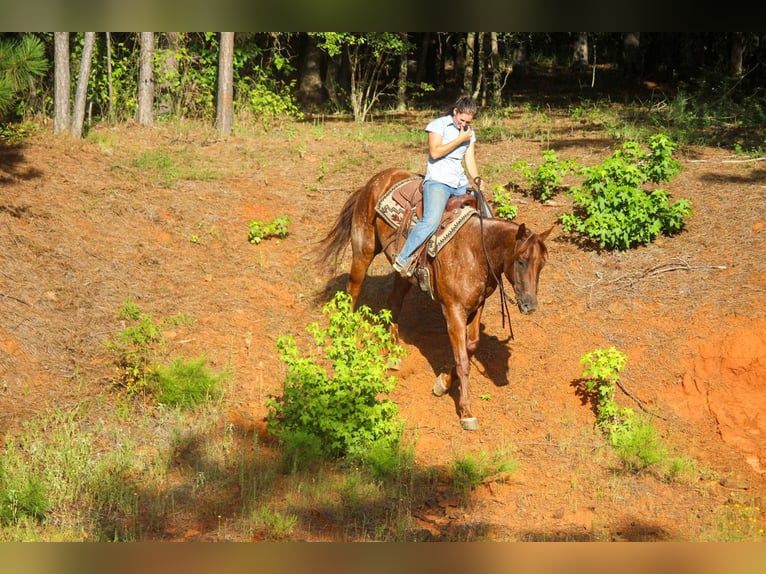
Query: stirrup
416 265 431 292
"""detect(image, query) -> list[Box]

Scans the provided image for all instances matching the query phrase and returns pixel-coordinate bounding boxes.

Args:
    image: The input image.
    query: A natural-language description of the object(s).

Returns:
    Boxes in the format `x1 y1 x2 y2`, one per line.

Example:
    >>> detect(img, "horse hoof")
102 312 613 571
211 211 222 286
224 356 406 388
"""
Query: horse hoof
460 417 480 431
432 375 448 397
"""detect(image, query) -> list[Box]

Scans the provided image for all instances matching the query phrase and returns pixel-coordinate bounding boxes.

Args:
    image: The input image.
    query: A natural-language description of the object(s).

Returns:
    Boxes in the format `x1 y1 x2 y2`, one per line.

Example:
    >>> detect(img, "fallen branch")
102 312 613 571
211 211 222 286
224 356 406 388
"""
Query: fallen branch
616 380 670 421
609 257 727 287
1 292 30 305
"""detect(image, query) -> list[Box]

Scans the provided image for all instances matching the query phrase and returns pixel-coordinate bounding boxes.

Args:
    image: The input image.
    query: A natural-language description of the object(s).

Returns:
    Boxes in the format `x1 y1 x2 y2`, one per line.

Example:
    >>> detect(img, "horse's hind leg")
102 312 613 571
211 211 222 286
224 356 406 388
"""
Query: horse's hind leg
346 224 377 309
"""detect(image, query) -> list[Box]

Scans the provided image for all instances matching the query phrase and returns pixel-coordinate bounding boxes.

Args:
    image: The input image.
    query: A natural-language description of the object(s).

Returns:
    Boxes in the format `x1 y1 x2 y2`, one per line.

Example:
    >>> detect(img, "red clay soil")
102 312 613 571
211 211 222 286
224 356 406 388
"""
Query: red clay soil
1 103 764 541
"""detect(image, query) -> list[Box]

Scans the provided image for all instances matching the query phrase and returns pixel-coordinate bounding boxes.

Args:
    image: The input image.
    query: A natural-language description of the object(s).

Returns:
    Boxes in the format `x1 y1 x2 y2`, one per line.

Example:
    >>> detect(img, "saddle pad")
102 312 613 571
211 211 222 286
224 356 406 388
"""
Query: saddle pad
376 178 477 257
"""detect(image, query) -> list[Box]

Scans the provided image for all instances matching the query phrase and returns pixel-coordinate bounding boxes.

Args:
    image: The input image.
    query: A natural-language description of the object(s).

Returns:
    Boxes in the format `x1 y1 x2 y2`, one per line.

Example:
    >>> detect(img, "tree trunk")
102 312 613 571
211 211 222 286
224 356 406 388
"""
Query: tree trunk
472 32 485 103
71 32 95 138
414 32 430 86
297 34 324 106
396 32 408 111
53 32 70 135
622 32 642 77
216 32 234 137
490 32 502 106
158 32 182 116
463 32 475 94
106 32 114 123
137 32 154 126
573 32 589 69
729 32 745 77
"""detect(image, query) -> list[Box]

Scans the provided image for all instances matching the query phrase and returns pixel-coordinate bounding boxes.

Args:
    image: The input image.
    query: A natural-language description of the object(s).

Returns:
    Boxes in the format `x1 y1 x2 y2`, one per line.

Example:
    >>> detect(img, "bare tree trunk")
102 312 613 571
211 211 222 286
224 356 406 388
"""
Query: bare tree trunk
573 32 589 68
297 34 324 106
729 32 745 77
463 32 475 94
622 32 642 77
106 32 114 123
414 32 430 86
53 32 70 135
71 32 95 138
396 32 408 111
216 32 234 137
137 32 154 126
472 32 485 103
157 32 182 116
490 32 502 106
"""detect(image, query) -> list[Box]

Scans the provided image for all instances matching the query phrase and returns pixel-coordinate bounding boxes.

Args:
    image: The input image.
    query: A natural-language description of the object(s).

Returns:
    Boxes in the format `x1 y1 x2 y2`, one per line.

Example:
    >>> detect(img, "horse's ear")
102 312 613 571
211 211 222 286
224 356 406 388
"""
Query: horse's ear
539 224 555 241
515 222 527 241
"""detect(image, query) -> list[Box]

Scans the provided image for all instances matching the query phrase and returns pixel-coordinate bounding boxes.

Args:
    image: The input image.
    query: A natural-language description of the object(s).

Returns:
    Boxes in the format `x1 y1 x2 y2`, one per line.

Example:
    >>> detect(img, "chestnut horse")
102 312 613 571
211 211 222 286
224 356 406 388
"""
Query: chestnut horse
319 167 553 430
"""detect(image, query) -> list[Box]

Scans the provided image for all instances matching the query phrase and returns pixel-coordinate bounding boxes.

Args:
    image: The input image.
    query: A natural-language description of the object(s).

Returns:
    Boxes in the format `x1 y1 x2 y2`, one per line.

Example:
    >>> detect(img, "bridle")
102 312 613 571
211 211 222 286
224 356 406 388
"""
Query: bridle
475 201 516 340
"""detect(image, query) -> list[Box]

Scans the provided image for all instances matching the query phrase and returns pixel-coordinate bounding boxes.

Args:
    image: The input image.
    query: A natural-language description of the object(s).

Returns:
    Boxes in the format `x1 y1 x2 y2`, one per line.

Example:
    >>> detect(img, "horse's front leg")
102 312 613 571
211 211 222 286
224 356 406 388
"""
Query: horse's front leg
385 275 412 369
435 306 478 430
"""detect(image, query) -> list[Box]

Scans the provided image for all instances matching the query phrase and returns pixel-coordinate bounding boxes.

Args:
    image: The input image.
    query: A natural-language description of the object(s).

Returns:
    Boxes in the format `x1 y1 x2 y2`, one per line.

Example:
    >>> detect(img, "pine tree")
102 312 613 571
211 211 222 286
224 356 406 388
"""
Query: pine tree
0 34 47 119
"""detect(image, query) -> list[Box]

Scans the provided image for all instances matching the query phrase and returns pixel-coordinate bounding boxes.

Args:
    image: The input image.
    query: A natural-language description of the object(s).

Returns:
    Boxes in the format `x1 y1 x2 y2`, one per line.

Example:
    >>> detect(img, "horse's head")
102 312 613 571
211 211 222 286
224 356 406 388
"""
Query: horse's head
509 223 553 314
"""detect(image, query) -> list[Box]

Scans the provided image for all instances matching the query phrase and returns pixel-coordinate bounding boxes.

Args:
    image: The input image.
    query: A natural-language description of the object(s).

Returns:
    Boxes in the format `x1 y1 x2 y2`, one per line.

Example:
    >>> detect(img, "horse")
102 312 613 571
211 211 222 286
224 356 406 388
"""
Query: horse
319 167 553 430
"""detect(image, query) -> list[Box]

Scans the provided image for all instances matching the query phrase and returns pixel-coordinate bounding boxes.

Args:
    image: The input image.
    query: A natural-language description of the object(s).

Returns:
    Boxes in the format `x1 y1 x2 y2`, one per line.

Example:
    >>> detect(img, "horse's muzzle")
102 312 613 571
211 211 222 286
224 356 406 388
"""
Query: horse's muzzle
517 298 538 314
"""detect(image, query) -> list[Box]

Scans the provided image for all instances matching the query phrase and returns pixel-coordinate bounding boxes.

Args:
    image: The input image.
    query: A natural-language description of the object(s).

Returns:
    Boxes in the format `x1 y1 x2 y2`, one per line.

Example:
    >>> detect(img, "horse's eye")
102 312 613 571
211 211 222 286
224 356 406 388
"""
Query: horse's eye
516 259 527 268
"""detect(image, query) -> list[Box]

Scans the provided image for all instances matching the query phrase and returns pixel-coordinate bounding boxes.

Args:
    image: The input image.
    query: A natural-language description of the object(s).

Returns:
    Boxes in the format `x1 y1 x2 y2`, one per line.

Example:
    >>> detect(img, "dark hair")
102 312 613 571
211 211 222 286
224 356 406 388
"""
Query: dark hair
452 95 478 116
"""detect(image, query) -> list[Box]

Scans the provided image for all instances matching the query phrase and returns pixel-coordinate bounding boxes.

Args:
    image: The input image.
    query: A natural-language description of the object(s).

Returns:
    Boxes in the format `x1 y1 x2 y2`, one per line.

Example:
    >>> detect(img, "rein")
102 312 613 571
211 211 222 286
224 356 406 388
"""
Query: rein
477 212 515 340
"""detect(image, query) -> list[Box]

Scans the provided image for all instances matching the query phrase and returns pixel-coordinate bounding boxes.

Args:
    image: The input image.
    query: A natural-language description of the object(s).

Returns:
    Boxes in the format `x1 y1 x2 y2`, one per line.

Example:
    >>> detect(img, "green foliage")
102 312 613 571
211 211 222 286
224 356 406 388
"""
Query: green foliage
451 449 517 500
250 506 298 540
610 418 667 471
512 149 578 202
266 291 405 461
248 216 290 244
0 450 49 525
104 297 201 402
491 184 518 220
561 134 691 250
578 347 667 471
0 34 47 120
236 74 303 128
148 356 226 409
104 297 165 397
311 33 413 121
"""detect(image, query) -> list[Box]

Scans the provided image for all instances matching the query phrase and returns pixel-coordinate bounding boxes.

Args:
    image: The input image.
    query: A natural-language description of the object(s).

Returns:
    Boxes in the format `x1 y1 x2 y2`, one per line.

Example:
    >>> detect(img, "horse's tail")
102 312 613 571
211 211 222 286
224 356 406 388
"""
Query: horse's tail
317 187 362 269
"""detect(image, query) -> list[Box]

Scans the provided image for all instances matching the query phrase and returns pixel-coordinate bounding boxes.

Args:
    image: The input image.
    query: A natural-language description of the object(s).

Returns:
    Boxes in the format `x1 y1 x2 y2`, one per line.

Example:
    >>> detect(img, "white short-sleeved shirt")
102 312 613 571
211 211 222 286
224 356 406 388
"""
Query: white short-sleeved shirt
424 114 475 188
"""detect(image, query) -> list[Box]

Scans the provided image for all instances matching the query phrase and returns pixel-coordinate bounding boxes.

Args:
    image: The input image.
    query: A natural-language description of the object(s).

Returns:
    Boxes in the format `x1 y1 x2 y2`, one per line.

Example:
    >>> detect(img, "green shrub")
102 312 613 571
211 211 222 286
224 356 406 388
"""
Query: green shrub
512 149 578 202
266 291 405 461
561 134 691 250
0 452 49 525
104 297 166 397
148 356 225 409
578 347 666 472
451 449 517 500
491 184 518 220
248 216 290 244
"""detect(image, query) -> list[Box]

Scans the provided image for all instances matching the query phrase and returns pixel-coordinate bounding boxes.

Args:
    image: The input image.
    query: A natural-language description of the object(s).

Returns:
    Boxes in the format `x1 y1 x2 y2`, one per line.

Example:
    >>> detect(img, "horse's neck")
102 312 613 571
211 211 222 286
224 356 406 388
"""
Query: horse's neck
481 218 520 271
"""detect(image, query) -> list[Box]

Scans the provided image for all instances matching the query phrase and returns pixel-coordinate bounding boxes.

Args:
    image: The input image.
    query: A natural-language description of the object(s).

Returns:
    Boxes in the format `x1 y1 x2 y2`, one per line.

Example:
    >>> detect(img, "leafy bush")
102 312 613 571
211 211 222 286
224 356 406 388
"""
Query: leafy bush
104 298 202 402
266 291 405 461
560 134 692 250
248 216 290 244
512 149 578 202
491 184 518 220
578 347 666 471
104 297 166 397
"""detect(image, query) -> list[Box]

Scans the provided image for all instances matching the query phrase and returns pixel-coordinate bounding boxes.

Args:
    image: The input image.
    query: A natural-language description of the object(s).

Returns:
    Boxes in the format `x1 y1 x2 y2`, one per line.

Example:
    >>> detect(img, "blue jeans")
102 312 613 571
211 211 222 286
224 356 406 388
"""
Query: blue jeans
395 179 468 266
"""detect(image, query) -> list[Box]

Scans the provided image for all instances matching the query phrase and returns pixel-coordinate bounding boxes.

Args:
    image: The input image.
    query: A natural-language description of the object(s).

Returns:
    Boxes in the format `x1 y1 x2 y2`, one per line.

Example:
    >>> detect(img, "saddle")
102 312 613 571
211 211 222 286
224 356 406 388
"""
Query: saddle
378 177 480 296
